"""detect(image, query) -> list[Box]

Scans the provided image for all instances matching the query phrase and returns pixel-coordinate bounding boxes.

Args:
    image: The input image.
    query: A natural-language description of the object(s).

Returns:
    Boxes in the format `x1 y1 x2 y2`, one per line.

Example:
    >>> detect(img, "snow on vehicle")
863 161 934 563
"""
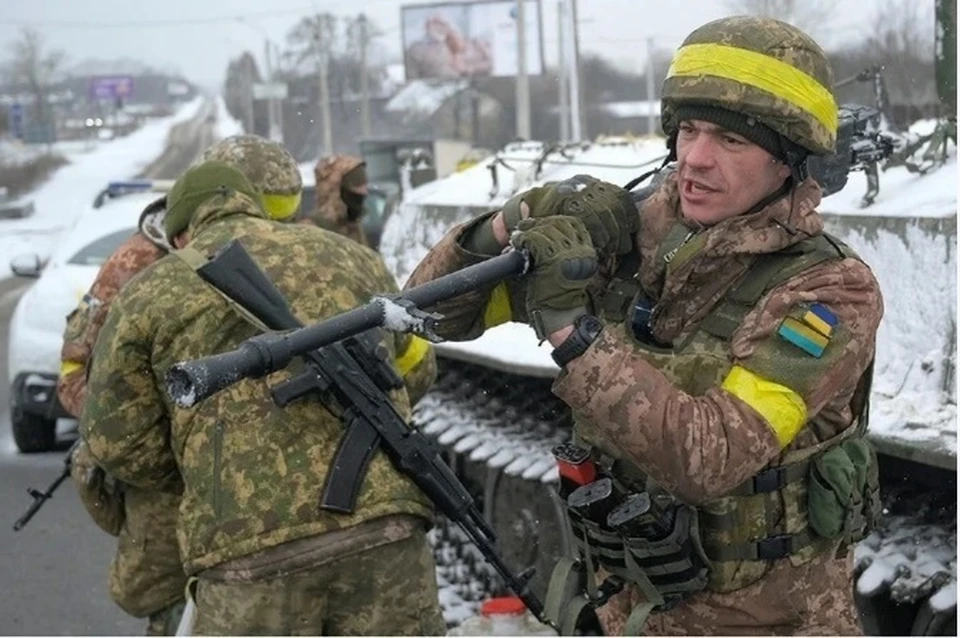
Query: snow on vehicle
6 179 171 453
380 133 957 634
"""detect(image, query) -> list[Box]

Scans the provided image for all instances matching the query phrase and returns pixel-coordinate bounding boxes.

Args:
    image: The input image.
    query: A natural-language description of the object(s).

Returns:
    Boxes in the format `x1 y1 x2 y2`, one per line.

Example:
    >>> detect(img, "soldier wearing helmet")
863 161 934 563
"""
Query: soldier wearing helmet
405 15 882 635
58 134 304 635
299 155 372 248
79 160 442 635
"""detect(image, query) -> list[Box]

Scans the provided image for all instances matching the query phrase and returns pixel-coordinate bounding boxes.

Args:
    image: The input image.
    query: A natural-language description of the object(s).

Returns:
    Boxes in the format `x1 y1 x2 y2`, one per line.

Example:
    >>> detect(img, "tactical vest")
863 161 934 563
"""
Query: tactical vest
550 224 878 632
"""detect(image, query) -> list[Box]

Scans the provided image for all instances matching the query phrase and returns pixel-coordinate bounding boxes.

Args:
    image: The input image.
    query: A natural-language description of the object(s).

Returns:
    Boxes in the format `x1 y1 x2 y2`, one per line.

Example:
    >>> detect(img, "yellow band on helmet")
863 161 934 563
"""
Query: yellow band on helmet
395 335 431 377
261 192 302 221
721 365 808 448
667 43 838 136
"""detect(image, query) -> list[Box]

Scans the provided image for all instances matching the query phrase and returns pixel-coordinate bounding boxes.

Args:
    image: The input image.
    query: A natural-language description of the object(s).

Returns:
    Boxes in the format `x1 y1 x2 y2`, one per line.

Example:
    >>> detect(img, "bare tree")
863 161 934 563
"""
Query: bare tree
4 28 65 126
861 0 936 106
723 0 833 36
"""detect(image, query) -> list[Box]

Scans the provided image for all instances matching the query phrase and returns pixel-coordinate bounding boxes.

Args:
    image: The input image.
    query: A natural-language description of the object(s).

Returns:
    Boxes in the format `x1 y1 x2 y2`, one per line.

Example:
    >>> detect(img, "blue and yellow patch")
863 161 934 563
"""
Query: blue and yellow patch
777 303 839 358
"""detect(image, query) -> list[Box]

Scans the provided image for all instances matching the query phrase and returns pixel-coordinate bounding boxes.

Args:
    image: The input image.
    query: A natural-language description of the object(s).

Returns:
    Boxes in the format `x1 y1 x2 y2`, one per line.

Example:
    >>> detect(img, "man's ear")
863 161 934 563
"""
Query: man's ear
172 231 190 249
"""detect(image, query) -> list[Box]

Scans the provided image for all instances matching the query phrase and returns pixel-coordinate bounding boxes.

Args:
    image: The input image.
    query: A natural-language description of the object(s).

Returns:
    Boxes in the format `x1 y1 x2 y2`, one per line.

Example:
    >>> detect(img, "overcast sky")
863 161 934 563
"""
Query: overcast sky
0 0 933 91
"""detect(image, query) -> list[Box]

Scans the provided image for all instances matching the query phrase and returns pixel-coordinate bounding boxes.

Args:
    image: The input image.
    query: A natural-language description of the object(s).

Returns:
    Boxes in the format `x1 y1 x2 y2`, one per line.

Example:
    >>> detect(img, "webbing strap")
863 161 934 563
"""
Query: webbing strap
699 233 857 341
624 602 657 636
173 247 271 333
704 528 816 562
727 460 810 496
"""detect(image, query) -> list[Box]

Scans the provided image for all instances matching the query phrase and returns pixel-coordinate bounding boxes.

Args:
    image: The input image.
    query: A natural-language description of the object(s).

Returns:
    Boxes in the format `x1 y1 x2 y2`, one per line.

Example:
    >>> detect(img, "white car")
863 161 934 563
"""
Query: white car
7 180 171 453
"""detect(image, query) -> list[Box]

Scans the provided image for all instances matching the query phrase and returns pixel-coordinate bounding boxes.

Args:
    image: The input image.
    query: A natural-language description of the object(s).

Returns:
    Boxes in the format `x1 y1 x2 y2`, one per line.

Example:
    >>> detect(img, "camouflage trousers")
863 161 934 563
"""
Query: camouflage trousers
145 600 186 636
110 487 187 622
191 531 446 636
596 549 862 636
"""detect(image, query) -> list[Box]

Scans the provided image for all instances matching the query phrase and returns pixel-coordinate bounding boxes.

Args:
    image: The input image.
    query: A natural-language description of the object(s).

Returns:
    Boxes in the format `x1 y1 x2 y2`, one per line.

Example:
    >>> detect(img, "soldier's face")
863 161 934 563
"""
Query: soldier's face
675 120 791 226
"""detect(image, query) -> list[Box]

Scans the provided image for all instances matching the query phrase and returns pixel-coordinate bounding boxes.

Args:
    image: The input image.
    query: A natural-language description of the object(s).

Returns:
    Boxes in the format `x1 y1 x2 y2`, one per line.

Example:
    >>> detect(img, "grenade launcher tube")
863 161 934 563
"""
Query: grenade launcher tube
166 249 528 408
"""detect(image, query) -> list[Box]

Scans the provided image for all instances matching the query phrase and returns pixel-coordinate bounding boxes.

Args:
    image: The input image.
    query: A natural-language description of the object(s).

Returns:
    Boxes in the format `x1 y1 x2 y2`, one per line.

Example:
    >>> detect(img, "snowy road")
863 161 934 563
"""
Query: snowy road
0 276 143 635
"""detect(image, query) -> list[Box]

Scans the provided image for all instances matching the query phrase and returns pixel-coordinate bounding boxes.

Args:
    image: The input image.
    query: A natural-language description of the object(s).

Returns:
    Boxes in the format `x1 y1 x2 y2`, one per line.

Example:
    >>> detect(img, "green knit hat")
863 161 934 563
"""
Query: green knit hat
164 161 261 242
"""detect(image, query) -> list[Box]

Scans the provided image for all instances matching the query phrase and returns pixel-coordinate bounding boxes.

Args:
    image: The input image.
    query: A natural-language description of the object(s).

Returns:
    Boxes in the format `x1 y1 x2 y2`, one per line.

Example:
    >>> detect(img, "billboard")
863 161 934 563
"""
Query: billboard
401 0 543 81
89 75 134 100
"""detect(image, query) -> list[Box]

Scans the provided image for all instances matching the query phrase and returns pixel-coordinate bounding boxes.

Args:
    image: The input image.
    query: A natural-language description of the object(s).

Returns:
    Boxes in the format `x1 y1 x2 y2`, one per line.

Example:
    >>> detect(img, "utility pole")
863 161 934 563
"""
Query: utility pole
313 19 333 155
264 40 282 143
358 14 372 139
245 63 255 134
515 0 531 139
567 0 583 140
557 0 570 142
646 36 657 135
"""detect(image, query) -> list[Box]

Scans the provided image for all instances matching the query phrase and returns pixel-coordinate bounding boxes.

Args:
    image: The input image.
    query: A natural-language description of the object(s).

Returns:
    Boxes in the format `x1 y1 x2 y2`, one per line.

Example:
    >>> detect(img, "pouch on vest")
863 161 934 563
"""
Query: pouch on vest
618 504 710 604
808 439 880 542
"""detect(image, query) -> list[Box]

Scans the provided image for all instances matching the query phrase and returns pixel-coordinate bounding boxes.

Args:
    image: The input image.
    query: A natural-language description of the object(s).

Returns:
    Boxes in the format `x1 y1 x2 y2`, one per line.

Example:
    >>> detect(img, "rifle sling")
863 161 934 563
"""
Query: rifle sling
174 246 378 515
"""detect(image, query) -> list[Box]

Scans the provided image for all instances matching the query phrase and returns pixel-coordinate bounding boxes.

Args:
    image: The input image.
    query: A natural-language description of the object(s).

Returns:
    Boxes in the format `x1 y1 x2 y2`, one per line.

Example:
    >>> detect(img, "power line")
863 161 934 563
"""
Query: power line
2 1 400 30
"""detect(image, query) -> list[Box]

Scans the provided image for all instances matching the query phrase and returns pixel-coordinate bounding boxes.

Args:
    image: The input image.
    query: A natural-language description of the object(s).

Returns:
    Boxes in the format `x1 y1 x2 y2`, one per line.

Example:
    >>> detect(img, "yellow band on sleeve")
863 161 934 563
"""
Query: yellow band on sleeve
60 360 84 377
721 365 808 448
482 282 512 329
395 335 431 377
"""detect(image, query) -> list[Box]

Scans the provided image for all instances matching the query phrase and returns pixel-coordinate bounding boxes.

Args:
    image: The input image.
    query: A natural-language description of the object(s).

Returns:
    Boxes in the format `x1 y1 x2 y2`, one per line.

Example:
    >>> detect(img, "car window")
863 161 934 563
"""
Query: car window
67 228 136 266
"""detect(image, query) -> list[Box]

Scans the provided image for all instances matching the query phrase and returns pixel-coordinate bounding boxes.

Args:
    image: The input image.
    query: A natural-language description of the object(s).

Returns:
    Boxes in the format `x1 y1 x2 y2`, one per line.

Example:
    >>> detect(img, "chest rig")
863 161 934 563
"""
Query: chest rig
545 224 877 634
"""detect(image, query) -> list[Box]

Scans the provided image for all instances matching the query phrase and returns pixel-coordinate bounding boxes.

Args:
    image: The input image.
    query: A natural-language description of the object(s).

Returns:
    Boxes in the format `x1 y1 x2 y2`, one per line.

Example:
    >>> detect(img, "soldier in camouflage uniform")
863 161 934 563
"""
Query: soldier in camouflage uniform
79 160 443 636
405 16 882 636
59 135 306 635
299 155 371 247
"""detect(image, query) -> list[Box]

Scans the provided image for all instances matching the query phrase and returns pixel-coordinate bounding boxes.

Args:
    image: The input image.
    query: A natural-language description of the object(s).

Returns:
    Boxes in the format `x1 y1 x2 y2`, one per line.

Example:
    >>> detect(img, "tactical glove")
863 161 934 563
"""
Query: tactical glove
510 216 597 339
502 175 639 257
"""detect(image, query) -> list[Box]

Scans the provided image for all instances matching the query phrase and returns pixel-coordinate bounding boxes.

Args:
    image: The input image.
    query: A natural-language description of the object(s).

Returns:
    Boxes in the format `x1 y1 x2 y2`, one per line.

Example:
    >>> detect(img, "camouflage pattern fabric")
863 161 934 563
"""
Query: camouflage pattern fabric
596 551 860 635
191 530 445 636
145 600 186 637
109 487 187 619
69 440 125 536
58 232 165 417
300 155 368 246
660 16 837 155
80 190 435 577
404 170 882 635
57 231 186 627
200 134 302 196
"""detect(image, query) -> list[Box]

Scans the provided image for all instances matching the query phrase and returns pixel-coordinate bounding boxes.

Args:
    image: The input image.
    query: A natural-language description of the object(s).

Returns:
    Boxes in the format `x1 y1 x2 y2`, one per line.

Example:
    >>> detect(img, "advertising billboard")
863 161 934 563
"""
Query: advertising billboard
402 0 543 81
89 75 134 100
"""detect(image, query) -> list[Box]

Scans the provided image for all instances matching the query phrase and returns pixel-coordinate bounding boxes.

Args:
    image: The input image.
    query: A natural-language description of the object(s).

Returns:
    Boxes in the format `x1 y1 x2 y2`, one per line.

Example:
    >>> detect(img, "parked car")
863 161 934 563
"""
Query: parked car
7 180 170 453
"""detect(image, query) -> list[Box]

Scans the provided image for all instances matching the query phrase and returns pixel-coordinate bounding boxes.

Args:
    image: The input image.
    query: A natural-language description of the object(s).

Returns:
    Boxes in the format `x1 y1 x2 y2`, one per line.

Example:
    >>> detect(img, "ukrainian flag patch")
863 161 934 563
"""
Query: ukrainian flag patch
777 303 839 358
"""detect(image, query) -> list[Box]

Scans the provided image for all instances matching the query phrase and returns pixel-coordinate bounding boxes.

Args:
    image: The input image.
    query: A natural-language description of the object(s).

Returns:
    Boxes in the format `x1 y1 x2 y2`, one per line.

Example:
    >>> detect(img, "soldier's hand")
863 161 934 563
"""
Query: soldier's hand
502 175 639 257
510 216 597 339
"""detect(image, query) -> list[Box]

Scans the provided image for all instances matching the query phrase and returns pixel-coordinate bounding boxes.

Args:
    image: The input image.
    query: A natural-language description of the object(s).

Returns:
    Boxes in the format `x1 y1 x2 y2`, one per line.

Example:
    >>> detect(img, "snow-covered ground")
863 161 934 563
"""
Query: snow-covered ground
0 96 204 279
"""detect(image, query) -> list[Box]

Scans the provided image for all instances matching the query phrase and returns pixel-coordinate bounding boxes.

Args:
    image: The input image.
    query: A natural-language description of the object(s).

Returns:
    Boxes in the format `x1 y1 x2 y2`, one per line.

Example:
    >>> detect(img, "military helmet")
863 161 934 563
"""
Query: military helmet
201 135 302 220
660 16 838 156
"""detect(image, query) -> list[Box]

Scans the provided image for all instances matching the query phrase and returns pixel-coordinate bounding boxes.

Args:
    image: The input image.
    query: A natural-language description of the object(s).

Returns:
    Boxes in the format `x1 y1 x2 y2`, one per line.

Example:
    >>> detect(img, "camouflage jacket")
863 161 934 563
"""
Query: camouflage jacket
58 232 166 418
300 155 368 246
81 192 435 575
405 172 883 504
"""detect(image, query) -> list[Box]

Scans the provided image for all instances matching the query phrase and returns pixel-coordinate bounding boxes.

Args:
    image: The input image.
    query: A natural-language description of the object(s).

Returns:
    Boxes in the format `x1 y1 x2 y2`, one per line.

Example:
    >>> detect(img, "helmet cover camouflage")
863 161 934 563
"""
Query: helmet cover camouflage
201 134 303 196
660 16 838 155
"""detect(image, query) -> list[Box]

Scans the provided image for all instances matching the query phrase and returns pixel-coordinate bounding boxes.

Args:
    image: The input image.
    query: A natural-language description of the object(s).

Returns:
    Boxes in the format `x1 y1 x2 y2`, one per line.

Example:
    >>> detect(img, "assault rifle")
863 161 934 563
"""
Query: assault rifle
163 241 552 626
13 439 80 531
